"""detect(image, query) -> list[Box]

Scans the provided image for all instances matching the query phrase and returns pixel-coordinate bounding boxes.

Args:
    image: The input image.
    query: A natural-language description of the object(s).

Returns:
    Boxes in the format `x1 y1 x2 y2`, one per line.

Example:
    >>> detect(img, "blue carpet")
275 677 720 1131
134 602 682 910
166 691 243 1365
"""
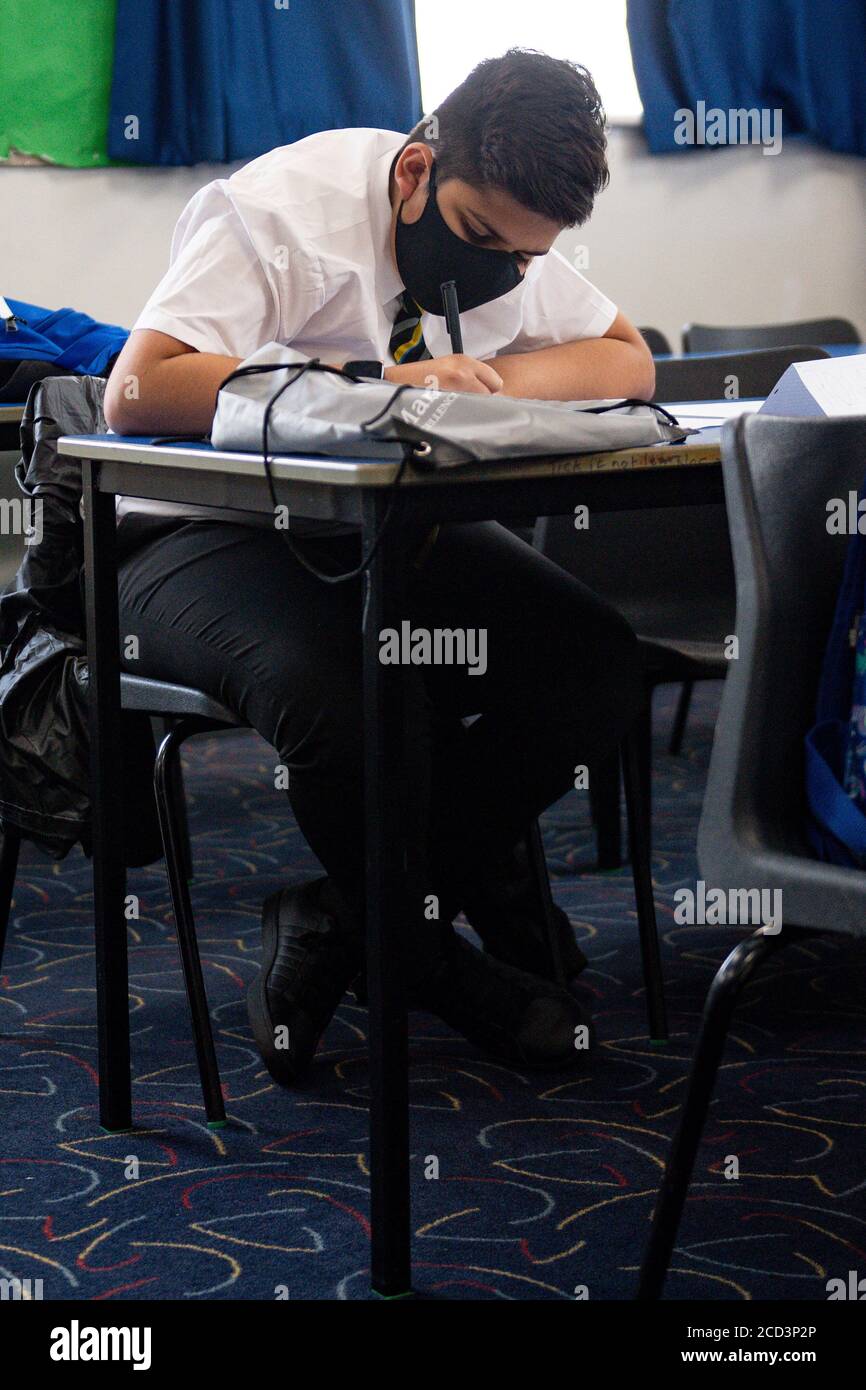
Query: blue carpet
2 683 865 1301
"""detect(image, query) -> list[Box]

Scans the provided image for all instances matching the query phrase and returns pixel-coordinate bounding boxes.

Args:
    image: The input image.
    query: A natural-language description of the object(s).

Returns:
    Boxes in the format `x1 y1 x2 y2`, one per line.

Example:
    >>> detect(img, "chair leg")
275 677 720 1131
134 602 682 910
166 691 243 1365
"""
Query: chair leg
0 824 21 971
160 717 194 883
154 724 226 1126
636 926 797 1300
668 681 694 756
626 701 653 861
524 820 566 986
621 721 667 1043
589 750 623 869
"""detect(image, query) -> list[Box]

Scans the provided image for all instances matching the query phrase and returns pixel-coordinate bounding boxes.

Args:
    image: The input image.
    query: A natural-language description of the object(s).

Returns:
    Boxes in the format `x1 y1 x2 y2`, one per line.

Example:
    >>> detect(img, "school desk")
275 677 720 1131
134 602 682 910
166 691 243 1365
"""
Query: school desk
56 420 725 1298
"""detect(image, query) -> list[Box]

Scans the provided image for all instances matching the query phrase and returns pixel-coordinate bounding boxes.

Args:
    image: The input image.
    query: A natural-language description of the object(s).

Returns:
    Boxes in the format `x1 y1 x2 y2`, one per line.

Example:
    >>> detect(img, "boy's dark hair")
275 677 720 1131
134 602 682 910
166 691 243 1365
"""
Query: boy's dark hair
405 48 609 227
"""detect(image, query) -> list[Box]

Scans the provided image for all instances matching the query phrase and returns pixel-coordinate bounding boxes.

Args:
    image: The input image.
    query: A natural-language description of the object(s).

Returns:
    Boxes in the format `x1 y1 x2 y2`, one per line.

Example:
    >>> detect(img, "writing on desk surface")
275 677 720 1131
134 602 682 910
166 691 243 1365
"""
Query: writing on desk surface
547 445 719 476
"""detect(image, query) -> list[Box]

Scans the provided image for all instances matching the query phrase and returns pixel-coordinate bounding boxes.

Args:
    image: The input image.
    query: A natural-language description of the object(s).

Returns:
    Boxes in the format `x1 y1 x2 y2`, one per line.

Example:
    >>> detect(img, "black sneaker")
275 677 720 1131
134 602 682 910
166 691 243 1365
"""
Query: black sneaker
247 877 362 1086
462 840 589 984
414 934 594 1069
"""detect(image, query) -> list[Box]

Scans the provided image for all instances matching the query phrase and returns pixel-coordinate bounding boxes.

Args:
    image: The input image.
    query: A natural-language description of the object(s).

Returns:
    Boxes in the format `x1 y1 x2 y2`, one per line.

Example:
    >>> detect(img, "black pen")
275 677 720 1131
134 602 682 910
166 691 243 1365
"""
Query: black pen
441 279 464 355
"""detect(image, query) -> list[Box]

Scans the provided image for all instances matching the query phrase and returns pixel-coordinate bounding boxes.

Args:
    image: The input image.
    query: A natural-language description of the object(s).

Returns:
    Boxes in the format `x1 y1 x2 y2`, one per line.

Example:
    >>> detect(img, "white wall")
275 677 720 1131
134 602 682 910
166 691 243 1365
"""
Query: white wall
569 128 866 347
2 126 864 350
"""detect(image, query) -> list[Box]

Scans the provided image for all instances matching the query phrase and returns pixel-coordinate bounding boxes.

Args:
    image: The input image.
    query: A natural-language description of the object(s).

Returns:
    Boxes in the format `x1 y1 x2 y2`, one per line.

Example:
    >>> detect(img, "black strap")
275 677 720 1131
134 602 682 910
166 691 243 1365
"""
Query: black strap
219 358 412 585
581 397 681 427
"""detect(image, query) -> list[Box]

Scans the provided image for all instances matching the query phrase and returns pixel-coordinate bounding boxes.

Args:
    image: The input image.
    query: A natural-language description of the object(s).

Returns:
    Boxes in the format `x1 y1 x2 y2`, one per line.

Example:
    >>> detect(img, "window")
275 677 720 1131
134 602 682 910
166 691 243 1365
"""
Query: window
415 0 642 125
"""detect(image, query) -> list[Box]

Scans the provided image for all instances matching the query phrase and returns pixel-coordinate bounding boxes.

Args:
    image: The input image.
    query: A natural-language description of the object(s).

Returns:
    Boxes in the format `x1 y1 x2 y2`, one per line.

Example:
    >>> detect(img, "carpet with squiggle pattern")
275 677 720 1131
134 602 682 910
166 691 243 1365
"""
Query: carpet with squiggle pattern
2 682 865 1301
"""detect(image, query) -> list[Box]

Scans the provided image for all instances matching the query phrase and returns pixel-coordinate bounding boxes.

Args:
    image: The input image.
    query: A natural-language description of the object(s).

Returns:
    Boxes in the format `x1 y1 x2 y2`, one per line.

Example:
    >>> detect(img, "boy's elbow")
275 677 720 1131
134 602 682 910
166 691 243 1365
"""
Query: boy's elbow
642 357 657 402
103 372 139 435
634 342 656 401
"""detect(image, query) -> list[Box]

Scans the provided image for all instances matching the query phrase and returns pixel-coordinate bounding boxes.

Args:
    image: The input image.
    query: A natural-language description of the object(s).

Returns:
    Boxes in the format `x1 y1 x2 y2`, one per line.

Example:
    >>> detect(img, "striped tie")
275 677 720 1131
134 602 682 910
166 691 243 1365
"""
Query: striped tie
387 292 441 561
388 289 432 365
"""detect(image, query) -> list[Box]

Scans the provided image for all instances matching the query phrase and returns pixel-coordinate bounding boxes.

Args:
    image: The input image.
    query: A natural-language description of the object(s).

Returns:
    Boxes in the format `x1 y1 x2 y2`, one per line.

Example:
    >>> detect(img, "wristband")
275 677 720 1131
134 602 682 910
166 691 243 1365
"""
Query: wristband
343 359 384 380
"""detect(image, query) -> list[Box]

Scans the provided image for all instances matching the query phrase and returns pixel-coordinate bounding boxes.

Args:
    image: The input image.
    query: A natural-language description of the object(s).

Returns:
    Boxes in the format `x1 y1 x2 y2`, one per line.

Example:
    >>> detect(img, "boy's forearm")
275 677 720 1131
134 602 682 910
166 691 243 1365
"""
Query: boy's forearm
105 329 656 436
490 337 656 402
105 346 241 435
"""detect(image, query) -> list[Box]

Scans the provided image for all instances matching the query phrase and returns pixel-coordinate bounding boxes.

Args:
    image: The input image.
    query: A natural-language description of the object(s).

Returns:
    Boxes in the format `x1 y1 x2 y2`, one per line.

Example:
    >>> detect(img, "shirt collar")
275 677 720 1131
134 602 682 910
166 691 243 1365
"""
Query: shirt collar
368 141 406 308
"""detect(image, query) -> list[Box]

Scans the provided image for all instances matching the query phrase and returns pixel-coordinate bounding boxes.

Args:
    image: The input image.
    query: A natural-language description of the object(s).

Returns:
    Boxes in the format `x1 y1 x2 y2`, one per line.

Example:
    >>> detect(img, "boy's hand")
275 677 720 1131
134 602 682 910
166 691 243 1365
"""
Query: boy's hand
383 354 503 395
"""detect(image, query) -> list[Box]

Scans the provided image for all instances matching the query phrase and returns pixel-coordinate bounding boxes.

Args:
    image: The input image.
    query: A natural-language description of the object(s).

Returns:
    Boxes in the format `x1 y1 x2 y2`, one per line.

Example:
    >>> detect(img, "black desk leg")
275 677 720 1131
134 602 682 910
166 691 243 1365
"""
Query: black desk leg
362 492 412 1298
82 461 132 1132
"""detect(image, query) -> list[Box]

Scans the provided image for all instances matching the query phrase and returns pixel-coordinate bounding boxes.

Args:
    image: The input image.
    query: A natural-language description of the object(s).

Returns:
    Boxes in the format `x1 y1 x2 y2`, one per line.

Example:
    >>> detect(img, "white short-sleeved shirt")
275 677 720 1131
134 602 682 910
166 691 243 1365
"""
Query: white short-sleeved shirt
134 126 617 364
119 127 617 537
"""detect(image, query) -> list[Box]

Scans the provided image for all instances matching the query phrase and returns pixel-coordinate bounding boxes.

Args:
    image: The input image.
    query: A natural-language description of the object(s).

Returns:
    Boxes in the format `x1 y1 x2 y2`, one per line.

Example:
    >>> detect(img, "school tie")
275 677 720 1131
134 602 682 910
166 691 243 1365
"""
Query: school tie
386 291 440 563
388 289 432 365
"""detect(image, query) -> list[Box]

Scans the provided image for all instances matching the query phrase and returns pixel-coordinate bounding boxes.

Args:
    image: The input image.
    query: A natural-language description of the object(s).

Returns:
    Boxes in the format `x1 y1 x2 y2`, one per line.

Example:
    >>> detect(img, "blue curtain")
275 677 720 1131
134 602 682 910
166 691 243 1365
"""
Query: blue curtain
107 0 422 165
627 0 866 157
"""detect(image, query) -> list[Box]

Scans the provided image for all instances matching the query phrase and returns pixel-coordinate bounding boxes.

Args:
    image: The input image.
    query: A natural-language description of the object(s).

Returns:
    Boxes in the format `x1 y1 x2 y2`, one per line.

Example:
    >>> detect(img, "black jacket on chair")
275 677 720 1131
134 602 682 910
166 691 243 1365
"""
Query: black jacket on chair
0 374 162 864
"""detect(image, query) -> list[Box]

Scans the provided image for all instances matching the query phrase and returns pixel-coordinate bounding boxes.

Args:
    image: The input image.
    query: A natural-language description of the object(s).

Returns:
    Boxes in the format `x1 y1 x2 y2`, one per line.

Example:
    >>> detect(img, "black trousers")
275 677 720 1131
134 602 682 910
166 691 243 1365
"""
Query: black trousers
117 519 641 972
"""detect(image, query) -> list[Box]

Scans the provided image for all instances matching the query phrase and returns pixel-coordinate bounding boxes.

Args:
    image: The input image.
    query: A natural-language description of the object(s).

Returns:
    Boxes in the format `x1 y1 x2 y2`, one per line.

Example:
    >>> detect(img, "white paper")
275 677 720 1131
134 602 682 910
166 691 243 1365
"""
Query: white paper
663 399 762 428
790 355 866 414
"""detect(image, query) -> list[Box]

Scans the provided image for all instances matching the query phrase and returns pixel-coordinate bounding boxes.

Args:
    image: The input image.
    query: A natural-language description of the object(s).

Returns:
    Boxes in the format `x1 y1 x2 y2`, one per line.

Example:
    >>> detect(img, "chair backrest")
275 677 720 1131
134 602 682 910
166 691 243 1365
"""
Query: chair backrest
535 347 831 641
639 326 672 356
654 346 830 403
697 413 866 929
683 318 861 354
533 496 735 643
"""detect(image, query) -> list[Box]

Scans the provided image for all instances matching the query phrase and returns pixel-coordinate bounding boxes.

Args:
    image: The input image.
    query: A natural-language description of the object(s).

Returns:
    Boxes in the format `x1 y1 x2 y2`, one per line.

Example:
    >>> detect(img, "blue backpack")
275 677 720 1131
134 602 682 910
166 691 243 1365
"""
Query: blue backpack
806 475 866 866
1 295 128 376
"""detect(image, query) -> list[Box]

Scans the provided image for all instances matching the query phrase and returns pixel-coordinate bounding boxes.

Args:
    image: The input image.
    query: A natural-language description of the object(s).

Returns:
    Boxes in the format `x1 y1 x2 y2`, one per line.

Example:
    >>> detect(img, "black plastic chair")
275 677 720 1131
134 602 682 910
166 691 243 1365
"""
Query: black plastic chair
639 327 673 357
682 317 860 354
536 348 831 872
0 673 240 1128
0 675 668 1122
637 411 866 1300
653 349 831 760
654 345 830 403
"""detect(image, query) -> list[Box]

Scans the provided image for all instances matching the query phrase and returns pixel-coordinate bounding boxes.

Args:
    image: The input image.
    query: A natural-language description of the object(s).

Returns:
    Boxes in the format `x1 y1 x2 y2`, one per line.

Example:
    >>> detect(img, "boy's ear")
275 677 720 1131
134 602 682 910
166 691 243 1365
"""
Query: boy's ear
394 142 434 204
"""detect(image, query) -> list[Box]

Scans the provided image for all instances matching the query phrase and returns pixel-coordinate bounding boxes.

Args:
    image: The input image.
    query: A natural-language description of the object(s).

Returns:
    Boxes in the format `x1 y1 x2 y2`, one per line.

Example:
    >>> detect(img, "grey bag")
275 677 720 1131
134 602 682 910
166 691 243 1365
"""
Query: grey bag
211 343 687 468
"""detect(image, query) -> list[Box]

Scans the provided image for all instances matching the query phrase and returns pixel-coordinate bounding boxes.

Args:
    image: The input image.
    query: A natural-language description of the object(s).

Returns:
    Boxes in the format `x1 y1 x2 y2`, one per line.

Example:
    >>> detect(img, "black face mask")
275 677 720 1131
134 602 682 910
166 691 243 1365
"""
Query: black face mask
394 160 525 316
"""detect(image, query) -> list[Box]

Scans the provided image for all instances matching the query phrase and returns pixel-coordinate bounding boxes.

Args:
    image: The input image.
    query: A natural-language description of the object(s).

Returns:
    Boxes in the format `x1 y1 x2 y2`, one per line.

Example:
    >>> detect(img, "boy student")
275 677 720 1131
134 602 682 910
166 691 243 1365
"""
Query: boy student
106 50 652 1084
